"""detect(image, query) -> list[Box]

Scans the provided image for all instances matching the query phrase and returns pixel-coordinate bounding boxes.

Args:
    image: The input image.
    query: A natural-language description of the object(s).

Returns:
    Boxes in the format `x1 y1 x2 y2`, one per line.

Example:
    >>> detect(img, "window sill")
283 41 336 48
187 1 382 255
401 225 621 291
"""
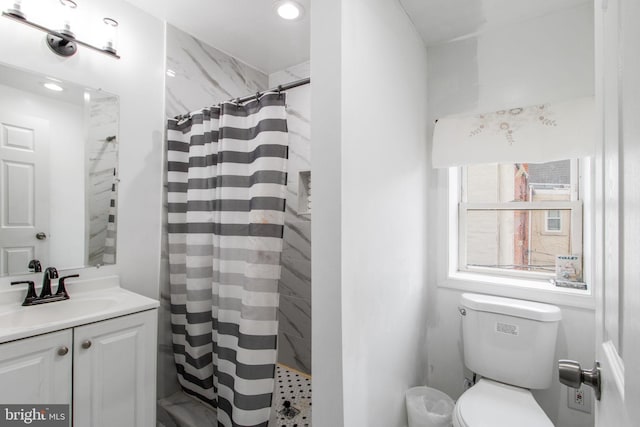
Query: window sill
439 271 595 310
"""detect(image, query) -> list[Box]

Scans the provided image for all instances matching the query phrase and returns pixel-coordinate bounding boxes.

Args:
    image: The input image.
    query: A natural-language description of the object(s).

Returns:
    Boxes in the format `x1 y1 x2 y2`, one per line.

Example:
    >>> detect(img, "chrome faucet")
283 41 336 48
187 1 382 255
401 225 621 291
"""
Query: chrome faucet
39 267 59 299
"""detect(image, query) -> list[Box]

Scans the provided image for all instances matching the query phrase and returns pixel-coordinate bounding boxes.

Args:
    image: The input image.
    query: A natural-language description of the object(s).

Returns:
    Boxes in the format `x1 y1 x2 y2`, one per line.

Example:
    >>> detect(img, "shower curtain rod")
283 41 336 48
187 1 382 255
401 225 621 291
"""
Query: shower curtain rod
233 77 310 104
174 77 311 121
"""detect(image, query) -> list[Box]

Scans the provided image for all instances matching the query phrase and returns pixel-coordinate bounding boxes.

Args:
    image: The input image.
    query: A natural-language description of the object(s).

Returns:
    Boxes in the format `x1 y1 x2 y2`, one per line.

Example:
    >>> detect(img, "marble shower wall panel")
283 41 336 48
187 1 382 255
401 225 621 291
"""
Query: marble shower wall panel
158 25 269 400
86 95 119 266
269 62 312 375
269 61 311 87
165 24 268 118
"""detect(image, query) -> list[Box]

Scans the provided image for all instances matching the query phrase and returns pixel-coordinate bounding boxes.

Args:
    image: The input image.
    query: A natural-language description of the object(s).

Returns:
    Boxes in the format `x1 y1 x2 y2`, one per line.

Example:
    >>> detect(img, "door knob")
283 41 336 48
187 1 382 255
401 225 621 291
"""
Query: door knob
558 360 601 400
81 340 92 349
35 232 47 240
57 346 69 356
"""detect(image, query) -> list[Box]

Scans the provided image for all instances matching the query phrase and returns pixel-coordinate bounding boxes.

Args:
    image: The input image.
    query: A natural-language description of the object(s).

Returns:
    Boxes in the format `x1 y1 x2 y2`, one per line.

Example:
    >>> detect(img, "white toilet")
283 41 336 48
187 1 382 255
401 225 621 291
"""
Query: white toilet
453 293 562 427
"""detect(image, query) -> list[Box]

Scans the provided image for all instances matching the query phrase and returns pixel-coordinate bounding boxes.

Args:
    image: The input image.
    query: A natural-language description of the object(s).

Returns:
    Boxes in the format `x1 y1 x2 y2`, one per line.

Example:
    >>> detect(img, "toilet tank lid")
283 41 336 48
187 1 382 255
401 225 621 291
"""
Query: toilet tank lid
460 293 562 322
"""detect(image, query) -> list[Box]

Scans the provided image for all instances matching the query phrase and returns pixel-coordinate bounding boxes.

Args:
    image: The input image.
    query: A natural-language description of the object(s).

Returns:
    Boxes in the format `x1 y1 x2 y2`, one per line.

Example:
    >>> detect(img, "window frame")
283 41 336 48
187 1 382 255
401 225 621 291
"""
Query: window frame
441 158 593 307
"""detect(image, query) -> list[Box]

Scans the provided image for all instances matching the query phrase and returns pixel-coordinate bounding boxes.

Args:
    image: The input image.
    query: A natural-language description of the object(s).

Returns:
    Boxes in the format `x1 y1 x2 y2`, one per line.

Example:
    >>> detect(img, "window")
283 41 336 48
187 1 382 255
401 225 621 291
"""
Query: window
455 159 582 280
546 210 562 232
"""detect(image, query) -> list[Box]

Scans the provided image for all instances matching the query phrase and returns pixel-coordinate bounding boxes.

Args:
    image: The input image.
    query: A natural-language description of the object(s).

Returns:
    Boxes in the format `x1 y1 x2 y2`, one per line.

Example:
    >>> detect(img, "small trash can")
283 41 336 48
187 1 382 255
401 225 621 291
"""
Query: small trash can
405 386 455 427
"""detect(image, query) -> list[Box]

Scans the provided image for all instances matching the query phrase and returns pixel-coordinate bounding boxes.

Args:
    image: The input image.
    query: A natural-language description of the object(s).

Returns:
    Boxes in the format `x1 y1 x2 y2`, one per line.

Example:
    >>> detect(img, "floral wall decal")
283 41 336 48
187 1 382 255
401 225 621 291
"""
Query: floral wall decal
431 97 594 168
469 104 558 145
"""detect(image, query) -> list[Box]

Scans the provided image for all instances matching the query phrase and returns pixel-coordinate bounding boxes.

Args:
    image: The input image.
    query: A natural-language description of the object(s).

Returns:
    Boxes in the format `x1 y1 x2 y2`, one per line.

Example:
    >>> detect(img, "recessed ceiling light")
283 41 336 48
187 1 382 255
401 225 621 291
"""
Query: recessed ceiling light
274 1 304 20
43 82 64 92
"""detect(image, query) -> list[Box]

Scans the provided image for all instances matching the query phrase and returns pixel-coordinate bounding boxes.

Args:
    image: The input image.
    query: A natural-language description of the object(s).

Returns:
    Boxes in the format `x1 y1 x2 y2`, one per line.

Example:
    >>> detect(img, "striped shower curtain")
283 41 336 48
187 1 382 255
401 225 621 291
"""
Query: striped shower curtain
102 168 117 264
167 93 288 427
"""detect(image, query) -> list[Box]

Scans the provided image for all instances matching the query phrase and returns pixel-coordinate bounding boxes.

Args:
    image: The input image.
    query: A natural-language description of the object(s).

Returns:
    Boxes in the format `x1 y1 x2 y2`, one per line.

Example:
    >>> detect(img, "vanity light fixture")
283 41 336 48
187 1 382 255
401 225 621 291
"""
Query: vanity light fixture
1 0 121 59
102 17 118 54
58 0 77 37
46 0 78 57
5 0 25 19
274 0 304 20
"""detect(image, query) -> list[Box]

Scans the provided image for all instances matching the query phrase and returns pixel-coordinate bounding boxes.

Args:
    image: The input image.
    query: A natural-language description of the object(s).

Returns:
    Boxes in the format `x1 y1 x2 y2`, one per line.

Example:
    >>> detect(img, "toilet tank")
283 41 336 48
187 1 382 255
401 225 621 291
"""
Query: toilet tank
460 293 562 389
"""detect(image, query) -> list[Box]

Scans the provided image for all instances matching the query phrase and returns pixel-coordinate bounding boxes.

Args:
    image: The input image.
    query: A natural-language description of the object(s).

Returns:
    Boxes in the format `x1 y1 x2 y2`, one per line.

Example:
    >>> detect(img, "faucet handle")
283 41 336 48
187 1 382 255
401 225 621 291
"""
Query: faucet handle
56 274 79 299
28 259 42 273
11 280 37 306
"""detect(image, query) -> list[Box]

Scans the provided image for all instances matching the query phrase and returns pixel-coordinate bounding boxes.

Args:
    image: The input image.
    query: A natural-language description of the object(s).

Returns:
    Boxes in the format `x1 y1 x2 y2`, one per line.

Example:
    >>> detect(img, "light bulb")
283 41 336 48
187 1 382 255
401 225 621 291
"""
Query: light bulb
6 0 25 19
58 0 77 37
102 17 118 54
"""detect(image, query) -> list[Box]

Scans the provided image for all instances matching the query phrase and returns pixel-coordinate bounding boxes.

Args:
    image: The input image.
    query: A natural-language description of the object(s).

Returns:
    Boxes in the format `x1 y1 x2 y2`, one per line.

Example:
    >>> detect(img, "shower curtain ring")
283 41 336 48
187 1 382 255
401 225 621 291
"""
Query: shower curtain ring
235 98 241 108
277 85 283 97
255 92 261 102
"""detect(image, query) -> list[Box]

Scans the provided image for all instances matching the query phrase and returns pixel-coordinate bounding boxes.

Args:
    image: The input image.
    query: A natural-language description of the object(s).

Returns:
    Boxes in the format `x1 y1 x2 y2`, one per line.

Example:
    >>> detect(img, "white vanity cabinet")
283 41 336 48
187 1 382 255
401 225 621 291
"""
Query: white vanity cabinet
0 329 72 405
0 308 157 427
73 309 157 427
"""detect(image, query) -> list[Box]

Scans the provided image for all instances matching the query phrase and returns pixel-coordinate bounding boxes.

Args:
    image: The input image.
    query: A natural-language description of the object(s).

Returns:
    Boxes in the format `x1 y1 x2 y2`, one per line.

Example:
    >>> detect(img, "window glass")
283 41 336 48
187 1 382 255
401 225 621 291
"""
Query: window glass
465 208 573 274
459 159 581 279
546 210 562 232
464 160 574 203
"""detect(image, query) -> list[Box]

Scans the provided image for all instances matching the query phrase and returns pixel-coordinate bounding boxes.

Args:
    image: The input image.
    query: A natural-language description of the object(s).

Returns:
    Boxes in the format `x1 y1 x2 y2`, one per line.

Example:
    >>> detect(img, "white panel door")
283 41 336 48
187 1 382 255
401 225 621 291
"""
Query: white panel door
0 110 49 275
594 0 640 425
73 310 157 427
0 330 72 405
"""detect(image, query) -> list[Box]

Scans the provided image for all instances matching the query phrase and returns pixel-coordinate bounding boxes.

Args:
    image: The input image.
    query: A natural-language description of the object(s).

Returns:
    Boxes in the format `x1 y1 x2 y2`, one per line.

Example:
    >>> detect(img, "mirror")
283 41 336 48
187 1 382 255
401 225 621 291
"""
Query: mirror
0 63 119 276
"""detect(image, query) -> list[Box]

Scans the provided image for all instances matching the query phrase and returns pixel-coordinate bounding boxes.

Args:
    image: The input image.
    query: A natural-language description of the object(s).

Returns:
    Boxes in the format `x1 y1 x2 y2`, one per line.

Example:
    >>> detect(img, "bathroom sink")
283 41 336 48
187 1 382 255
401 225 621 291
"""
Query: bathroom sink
0 297 119 329
0 275 159 343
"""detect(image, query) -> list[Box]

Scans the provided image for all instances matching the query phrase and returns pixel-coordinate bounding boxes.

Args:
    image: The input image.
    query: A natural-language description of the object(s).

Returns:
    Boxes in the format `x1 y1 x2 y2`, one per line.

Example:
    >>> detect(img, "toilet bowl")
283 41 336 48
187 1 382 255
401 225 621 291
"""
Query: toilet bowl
452 379 553 427
453 293 562 427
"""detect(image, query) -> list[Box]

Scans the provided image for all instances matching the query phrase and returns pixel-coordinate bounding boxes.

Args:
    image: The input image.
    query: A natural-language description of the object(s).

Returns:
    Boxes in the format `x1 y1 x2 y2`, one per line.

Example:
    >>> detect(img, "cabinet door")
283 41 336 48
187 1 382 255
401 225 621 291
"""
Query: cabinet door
0 330 72 405
73 310 157 427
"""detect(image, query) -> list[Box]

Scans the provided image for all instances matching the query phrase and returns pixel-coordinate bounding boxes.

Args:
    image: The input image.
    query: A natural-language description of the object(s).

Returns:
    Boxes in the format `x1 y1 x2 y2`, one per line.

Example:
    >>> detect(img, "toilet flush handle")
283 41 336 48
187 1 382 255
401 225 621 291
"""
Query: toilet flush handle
458 307 466 316
558 360 601 400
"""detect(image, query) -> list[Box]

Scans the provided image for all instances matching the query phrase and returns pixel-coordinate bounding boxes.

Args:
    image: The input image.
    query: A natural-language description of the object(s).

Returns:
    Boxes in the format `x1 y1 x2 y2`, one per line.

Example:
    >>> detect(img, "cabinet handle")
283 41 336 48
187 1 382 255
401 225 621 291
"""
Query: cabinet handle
57 346 69 356
81 340 92 349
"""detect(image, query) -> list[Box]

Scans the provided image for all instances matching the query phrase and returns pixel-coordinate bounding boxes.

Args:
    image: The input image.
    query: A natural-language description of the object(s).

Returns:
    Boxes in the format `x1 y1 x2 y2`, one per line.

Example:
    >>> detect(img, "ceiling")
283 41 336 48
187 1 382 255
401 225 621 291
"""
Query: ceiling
124 0 310 75
123 0 589 74
0 63 88 106
399 0 590 46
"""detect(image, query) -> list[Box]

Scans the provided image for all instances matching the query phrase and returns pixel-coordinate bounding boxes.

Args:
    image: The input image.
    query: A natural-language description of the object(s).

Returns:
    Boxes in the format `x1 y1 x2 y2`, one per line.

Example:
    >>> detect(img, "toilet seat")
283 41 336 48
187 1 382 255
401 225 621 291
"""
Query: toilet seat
453 379 553 427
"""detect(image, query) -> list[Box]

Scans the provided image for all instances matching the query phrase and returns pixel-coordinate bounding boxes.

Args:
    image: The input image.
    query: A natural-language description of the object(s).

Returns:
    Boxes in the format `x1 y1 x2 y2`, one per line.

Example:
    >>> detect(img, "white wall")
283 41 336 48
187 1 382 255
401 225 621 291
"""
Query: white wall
310 0 344 424
426 4 595 427
0 0 165 299
0 84 85 268
312 0 429 425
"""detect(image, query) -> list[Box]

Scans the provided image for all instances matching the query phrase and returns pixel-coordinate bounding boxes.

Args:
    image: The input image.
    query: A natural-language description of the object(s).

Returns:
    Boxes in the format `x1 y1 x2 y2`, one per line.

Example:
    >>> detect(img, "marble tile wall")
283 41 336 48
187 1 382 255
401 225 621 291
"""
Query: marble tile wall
269 62 312 375
158 24 269 400
86 94 119 266
165 25 267 118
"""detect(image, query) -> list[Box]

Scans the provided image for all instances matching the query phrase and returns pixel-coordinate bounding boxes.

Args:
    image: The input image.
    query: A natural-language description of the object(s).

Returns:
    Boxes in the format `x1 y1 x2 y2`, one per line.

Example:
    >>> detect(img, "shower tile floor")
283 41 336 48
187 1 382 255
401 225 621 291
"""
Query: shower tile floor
272 364 312 427
157 364 312 427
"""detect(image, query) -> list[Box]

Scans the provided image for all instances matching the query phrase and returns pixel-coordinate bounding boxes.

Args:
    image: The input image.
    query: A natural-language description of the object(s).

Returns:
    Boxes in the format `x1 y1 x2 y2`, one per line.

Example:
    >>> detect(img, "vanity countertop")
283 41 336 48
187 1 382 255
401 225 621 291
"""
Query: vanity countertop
0 275 159 344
